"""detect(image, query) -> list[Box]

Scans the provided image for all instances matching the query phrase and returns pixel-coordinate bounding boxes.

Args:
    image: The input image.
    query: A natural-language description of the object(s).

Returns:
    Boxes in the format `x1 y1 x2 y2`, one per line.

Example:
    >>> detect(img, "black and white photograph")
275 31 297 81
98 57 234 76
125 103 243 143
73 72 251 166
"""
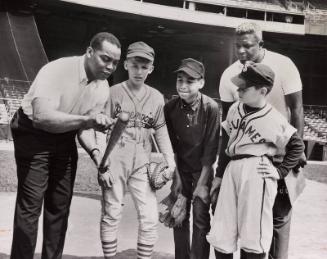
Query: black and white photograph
0 0 326 259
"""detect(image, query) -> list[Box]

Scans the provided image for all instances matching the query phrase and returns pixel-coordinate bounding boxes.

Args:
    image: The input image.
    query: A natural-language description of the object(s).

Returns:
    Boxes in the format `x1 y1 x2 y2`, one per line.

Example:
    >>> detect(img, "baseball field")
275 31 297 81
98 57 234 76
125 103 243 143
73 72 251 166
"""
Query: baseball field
0 145 326 258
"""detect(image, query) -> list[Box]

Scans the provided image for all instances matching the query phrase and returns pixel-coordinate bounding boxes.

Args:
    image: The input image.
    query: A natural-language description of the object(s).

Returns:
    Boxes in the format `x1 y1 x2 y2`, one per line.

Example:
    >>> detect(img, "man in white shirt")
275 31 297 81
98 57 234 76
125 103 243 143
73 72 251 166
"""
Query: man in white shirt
210 22 305 259
10 32 121 259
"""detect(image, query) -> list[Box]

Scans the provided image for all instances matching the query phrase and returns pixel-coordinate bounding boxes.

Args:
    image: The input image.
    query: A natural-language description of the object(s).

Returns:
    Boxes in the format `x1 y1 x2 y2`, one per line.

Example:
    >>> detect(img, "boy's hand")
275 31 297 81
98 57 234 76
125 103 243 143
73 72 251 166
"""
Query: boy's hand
257 160 280 180
98 168 115 189
193 185 210 204
210 177 222 208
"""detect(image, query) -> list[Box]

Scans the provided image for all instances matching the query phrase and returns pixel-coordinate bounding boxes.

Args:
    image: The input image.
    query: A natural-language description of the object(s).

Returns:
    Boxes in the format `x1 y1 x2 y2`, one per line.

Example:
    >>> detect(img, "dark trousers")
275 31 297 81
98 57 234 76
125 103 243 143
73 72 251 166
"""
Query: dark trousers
10 109 78 259
269 180 292 259
173 171 211 259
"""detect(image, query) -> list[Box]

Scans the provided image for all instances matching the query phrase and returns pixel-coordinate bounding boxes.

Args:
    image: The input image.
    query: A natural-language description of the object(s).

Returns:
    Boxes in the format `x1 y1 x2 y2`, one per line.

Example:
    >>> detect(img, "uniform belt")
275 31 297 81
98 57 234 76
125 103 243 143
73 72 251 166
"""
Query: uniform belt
230 154 255 160
118 136 150 145
230 154 273 162
126 119 152 129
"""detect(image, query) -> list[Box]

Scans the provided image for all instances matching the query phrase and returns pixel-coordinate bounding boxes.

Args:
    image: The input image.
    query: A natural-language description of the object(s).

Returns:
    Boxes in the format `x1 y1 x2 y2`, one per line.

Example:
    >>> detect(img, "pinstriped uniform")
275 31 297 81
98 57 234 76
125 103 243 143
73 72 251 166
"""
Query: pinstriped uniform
100 81 169 258
207 101 296 254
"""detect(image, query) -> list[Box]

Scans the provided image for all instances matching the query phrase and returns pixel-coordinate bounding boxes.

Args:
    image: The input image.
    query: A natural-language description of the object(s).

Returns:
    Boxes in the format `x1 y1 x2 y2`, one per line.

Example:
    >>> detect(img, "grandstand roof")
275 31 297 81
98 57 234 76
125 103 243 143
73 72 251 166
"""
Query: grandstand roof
192 0 290 13
309 0 327 10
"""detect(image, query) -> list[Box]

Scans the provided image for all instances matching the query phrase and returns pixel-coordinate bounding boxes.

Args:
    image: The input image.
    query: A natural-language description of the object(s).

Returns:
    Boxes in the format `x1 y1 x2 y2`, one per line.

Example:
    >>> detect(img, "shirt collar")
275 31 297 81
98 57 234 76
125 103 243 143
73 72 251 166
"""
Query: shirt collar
180 93 201 111
79 55 89 85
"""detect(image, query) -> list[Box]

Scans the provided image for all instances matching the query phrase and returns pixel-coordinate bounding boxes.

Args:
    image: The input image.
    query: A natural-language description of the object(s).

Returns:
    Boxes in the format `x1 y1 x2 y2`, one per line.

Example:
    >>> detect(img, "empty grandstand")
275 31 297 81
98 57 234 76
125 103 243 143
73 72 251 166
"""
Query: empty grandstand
0 78 30 118
0 0 327 159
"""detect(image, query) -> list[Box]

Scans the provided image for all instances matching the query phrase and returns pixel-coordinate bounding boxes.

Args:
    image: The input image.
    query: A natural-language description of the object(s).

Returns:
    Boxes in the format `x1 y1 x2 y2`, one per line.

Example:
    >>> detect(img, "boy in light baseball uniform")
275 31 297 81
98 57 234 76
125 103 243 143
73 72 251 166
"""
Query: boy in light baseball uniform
164 58 219 259
207 63 304 259
100 41 175 259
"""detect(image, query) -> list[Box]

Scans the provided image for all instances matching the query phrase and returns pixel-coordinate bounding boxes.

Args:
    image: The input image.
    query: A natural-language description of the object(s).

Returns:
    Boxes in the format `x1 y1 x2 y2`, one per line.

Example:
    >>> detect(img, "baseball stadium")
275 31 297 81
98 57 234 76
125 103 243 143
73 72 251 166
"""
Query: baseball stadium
0 0 326 258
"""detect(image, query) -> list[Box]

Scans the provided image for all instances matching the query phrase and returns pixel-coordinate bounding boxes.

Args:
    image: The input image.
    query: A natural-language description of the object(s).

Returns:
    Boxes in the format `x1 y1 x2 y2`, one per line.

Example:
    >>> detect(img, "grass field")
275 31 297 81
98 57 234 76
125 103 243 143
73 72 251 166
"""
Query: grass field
0 149 326 192
0 149 168 192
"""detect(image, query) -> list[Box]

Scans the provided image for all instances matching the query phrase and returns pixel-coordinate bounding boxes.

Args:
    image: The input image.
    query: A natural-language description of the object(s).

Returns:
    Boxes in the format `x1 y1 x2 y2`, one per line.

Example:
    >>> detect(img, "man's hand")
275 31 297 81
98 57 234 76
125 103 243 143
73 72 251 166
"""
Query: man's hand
193 185 210 204
98 167 115 189
210 177 222 208
171 172 182 198
85 114 114 132
257 160 280 180
294 152 307 173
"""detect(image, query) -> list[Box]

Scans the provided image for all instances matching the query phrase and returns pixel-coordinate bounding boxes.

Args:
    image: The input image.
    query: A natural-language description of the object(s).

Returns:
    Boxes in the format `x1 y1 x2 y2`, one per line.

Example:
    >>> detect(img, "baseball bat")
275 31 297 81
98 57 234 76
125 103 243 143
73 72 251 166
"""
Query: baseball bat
99 112 129 172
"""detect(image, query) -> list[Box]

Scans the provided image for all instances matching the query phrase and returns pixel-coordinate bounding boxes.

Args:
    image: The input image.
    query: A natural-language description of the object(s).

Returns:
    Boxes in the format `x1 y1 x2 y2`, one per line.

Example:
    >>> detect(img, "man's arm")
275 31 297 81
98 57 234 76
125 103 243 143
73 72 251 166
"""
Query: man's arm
221 101 233 121
285 91 304 137
216 100 233 178
32 98 110 133
78 129 102 167
285 90 306 169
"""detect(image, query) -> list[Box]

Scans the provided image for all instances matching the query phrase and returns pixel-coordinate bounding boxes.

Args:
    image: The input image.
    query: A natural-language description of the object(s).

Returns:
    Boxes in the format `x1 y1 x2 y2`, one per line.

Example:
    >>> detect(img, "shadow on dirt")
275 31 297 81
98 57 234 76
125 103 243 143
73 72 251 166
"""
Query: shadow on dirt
0 249 174 259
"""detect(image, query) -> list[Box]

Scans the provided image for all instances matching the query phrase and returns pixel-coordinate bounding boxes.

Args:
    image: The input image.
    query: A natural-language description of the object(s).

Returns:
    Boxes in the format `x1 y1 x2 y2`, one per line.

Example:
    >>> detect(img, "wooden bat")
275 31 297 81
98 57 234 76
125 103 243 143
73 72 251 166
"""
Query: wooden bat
99 112 129 173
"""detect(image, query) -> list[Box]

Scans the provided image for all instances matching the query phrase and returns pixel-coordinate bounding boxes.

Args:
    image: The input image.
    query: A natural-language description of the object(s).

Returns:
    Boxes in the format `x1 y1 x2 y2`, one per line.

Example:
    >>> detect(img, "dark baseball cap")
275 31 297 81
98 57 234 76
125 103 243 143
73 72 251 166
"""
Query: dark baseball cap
126 41 155 62
231 63 275 90
175 58 205 79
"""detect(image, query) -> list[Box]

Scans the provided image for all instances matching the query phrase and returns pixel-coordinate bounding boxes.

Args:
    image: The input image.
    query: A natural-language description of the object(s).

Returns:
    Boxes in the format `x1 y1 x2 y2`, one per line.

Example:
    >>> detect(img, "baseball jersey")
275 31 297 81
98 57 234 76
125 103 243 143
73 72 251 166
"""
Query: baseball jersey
219 49 302 120
21 55 109 119
222 101 297 159
108 81 166 143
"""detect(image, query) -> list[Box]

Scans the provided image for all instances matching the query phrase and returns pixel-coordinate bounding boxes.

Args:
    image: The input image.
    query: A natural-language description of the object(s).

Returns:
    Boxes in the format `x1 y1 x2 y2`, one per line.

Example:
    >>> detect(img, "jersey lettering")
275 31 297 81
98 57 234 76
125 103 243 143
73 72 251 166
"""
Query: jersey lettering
114 103 155 128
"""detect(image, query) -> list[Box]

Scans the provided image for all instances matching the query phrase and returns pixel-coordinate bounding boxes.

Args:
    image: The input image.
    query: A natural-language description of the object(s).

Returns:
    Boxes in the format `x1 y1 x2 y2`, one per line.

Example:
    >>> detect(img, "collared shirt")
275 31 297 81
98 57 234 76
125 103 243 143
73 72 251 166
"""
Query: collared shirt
164 93 220 172
21 55 109 119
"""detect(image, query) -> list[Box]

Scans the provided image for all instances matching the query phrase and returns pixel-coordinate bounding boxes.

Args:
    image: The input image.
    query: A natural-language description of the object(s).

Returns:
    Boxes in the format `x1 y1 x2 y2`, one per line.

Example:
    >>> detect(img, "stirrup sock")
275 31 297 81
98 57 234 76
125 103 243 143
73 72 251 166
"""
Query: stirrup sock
102 239 117 258
137 243 154 259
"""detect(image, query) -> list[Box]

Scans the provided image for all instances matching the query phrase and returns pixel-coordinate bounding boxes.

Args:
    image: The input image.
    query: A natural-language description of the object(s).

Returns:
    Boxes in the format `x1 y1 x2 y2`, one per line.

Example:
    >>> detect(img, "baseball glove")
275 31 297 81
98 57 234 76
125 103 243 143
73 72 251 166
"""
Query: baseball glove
147 161 173 191
158 193 187 228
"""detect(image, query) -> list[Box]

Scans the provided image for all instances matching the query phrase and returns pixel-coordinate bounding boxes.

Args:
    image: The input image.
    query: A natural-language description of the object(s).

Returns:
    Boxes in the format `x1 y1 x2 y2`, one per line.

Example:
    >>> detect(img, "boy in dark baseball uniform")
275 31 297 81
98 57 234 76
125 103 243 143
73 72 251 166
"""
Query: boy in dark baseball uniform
207 63 304 259
164 58 219 259
100 41 175 259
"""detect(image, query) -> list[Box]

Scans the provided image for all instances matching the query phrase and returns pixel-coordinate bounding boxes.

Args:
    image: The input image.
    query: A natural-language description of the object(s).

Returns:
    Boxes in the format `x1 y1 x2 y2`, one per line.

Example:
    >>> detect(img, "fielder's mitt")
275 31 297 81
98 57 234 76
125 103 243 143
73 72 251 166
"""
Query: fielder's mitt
158 193 187 228
147 161 173 191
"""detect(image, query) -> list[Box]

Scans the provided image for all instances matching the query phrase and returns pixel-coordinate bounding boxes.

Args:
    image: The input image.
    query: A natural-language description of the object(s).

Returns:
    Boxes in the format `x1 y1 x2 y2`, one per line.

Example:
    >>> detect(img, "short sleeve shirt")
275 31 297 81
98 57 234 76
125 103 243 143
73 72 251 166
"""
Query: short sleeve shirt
21 55 110 119
219 49 302 120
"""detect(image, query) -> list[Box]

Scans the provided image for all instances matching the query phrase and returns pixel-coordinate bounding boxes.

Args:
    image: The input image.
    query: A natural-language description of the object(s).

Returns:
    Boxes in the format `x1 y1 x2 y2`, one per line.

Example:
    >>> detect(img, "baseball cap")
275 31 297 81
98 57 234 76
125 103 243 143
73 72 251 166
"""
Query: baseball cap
126 41 155 62
175 58 205 79
231 63 275 90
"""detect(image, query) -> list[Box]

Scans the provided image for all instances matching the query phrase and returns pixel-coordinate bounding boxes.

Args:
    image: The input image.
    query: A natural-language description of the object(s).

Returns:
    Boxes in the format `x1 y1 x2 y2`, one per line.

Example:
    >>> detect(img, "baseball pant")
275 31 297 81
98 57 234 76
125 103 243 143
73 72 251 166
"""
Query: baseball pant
174 170 211 259
10 109 78 259
100 138 158 258
207 156 277 254
269 180 292 259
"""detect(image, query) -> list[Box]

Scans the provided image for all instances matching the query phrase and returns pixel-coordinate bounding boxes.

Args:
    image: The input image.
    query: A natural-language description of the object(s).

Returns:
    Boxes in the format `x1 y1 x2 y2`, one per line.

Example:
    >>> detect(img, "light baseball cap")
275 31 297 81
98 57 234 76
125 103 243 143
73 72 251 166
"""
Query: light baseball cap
126 41 155 62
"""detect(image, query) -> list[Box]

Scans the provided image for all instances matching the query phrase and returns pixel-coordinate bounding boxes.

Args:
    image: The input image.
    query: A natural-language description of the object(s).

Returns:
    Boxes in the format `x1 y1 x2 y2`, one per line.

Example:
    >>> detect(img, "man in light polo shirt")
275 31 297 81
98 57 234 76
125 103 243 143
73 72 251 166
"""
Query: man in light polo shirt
10 32 121 259
210 22 306 259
